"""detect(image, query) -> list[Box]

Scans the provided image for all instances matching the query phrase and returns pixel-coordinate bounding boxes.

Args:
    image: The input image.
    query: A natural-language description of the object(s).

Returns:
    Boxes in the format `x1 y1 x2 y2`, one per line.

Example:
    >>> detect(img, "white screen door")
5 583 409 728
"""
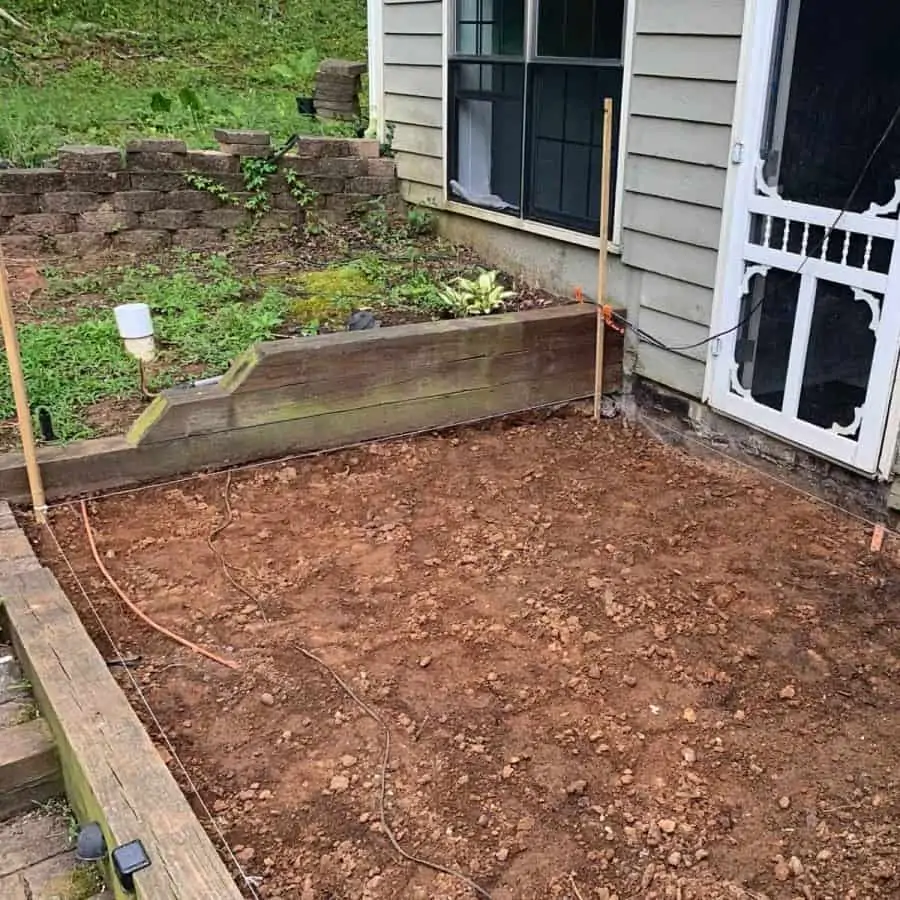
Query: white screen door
709 0 900 474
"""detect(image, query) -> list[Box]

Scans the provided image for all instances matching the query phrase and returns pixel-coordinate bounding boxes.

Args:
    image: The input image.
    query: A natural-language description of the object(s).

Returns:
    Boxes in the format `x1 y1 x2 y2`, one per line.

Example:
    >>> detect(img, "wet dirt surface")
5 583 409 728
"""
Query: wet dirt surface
32 412 900 900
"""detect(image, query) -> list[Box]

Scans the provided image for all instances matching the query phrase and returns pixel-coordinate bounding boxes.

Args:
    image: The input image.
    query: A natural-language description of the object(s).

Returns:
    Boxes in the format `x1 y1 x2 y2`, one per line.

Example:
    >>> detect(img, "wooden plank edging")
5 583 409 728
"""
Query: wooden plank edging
0 514 243 900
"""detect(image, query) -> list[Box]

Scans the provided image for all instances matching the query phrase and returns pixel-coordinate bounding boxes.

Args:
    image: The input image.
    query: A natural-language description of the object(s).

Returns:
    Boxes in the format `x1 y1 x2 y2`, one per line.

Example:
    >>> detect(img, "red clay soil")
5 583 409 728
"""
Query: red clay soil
33 411 900 900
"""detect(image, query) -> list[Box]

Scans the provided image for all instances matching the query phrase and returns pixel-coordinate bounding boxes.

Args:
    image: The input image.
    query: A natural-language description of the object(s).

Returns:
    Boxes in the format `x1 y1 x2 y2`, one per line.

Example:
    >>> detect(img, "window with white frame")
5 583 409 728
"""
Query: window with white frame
448 0 625 238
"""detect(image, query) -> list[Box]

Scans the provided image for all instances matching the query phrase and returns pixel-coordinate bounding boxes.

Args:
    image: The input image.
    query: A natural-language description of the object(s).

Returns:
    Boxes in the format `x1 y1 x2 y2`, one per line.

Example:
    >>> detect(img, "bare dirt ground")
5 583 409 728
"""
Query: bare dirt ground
33 412 900 900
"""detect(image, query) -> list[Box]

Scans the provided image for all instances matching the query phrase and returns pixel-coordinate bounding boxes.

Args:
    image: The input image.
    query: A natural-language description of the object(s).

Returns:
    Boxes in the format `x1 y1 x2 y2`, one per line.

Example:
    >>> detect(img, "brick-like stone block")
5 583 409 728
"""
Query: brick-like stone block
9 213 75 236
64 171 130 193
325 193 373 217
126 138 188 154
350 139 381 160
0 169 65 194
306 176 348 195
0 235 44 255
272 193 298 210
126 151 189 172
318 59 367 77
77 209 139 233
173 228 224 248
316 157 366 178
112 230 172 252
278 155 318 176
295 138 351 158
139 209 198 230
186 150 240 174
213 128 271 146
199 208 249 229
58 145 123 172
218 143 271 158
165 190 221 211
53 232 110 255
256 211 297 231
0 194 38 216
367 157 398 178
41 192 103 214
111 191 162 212
128 173 187 191
351 176 399 196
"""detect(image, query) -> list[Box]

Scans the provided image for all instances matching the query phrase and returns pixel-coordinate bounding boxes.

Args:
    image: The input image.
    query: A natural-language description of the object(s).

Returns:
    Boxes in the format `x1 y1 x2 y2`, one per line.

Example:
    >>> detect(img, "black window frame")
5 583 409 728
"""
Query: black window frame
448 0 626 240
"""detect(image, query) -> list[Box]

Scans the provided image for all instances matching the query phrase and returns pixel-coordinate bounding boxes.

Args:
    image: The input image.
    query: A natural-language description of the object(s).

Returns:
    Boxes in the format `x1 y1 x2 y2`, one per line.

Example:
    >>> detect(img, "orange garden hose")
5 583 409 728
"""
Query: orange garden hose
79 500 239 670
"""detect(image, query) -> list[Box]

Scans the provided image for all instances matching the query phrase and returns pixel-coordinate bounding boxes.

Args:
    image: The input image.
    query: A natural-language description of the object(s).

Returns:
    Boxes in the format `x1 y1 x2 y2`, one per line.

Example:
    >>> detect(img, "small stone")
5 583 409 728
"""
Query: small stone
620 773 634 786
779 685 797 700
658 818 677 834
501 765 514 779
419 656 433 668
779 795 791 809
566 779 588 796
340 754 358 768
496 847 509 862
788 856 804 877
623 675 637 687
329 775 350 793
816 849 833 863
582 630 602 645
695 848 709 861
667 850 682 867
236 847 255 863
682 747 697 764
260 692 275 706
774 858 791 881
733 709 746 721
682 707 697 723
258 789 272 800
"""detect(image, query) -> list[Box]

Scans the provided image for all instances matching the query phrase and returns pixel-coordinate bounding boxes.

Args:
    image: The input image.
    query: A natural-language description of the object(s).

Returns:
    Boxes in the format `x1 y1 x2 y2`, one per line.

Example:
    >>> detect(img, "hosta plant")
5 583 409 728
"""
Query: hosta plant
438 270 516 318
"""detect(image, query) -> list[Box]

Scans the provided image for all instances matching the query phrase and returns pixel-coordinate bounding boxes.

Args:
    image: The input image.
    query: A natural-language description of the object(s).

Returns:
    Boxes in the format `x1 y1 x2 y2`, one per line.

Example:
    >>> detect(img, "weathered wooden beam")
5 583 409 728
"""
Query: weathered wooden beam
0 565 243 900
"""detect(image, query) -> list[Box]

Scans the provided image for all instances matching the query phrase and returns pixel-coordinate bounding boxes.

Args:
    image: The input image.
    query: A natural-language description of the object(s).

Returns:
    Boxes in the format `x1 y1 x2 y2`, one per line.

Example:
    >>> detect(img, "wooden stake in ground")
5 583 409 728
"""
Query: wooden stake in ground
0 242 46 523
593 97 614 422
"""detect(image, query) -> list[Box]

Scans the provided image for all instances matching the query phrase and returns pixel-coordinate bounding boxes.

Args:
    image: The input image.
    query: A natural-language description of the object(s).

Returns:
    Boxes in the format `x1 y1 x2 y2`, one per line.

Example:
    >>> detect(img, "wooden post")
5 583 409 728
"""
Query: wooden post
593 97 614 421
0 242 46 523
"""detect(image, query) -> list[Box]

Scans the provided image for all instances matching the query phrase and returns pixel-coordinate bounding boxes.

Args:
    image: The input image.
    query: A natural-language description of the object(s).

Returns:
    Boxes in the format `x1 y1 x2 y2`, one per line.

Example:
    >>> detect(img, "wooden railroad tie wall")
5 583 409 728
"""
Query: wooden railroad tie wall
0 305 623 501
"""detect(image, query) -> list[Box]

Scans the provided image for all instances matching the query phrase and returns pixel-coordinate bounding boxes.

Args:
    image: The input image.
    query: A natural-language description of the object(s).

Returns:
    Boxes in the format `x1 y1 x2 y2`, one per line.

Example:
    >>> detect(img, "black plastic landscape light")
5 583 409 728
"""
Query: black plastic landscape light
296 96 316 116
75 822 107 862
112 839 152 892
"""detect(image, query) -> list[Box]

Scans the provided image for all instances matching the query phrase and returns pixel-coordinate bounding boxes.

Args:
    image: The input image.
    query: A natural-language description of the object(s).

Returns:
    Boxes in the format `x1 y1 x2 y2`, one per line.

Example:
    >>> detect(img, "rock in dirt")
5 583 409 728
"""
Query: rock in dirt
778 795 791 809
789 856 804 876
682 747 697 764
774 857 791 881
419 656 433 668
566 779 588 796
667 850 682 867
260 692 275 706
340 755 358 768
658 818 677 834
329 775 350 793
779 685 797 700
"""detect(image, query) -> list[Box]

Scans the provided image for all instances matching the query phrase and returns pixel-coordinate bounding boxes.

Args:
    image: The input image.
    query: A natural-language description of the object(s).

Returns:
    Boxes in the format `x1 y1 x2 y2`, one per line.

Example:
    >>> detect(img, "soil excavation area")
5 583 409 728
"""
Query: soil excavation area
35 412 900 900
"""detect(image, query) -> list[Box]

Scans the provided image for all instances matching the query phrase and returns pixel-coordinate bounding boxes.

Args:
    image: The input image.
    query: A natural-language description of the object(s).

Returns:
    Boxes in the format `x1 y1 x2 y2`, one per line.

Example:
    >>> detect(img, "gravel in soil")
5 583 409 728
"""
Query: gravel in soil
33 411 900 900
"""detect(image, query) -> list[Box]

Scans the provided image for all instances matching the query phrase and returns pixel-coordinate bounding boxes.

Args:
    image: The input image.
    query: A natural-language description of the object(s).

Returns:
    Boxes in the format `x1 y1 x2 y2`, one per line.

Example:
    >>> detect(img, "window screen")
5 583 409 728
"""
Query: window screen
537 0 625 60
457 0 526 57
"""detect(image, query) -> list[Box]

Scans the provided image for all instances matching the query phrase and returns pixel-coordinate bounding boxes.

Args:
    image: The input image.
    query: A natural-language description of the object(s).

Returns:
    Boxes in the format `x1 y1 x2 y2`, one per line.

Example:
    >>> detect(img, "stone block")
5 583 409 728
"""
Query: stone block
129 173 188 191
186 150 240 174
112 230 172 252
58 145 123 172
272 193 298 210
0 169 65 194
126 138 188 154
278 155 319 176
9 213 75 236
126 151 190 172
295 138 351 158
351 176 399 196
0 235 44 255
218 143 272 158
318 59 367 77
53 232 110 255
350 139 381 160
0 194 38 216
367 157 398 178
165 190 221 211
77 209 139 233
199 208 249 229
257 211 297 231
41 192 103 214
316 157 366 178
213 129 271 146
139 209 198 230
64 171 130 192
173 228 224 248
306 176 348 195
325 193 372 216
111 191 163 212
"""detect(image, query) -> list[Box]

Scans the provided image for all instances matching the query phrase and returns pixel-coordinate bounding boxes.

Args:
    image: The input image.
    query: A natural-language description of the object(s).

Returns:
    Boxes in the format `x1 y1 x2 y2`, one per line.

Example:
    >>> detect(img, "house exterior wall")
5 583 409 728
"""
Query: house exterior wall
381 0 747 400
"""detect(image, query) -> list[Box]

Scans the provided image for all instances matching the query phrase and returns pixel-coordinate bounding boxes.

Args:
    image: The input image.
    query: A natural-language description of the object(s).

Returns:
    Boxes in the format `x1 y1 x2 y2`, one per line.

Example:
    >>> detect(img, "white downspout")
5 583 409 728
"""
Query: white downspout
366 0 385 141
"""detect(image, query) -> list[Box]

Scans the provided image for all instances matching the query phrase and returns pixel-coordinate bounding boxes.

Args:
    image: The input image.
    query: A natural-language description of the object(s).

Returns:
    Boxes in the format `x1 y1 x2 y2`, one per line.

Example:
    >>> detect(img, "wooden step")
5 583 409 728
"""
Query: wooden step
0 718 63 821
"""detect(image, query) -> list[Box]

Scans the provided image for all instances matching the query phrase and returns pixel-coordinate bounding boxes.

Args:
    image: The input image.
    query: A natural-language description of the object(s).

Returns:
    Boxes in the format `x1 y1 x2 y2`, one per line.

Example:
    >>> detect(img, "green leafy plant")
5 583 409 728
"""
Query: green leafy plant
380 122 396 159
284 168 322 232
240 155 279 218
438 270 516 318
184 172 238 205
405 205 436 237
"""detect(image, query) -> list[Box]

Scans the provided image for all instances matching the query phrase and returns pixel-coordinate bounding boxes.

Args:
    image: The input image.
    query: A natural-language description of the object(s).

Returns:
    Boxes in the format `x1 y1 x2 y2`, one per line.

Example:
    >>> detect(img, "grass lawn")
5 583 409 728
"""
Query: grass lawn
0 0 368 165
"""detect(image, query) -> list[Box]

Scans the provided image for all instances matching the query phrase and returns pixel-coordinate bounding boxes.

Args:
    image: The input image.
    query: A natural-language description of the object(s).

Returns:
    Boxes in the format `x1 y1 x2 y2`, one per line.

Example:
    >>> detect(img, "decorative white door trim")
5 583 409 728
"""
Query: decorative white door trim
706 0 900 476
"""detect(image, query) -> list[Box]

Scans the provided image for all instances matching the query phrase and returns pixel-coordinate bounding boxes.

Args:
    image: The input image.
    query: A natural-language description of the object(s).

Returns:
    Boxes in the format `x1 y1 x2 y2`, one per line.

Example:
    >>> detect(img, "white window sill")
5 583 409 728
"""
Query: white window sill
443 200 623 255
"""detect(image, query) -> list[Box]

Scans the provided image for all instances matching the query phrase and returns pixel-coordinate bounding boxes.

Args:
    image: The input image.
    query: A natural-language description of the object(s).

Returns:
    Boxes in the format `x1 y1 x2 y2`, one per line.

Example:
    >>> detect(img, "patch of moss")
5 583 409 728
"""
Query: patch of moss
289 265 379 327
67 864 106 900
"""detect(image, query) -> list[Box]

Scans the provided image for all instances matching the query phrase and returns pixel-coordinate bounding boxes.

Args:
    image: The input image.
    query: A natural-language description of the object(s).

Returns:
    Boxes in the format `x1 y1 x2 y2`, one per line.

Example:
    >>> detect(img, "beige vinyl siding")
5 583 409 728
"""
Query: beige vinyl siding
383 0 444 202
623 0 745 397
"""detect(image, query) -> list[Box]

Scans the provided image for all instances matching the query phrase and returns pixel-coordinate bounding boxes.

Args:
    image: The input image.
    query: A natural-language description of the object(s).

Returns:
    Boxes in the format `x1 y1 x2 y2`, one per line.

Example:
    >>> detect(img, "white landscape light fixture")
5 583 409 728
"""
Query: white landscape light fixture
114 303 156 362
